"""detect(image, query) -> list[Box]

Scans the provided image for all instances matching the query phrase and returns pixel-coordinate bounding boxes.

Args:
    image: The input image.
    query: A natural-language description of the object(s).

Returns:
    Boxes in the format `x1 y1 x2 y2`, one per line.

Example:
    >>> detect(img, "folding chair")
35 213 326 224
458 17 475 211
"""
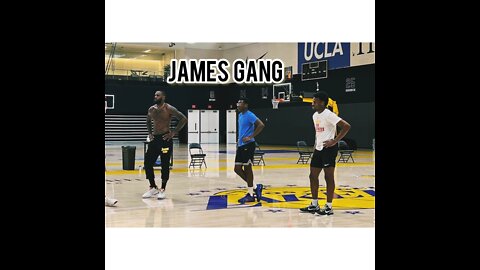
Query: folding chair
337 140 355 163
252 142 265 166
189 143 207 168
297 141 313 164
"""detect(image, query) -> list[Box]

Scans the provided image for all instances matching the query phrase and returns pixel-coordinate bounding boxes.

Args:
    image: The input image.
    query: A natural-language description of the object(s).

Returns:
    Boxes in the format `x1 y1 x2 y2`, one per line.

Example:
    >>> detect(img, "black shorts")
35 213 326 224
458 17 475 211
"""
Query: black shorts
235 142 256 165
310 145 338 168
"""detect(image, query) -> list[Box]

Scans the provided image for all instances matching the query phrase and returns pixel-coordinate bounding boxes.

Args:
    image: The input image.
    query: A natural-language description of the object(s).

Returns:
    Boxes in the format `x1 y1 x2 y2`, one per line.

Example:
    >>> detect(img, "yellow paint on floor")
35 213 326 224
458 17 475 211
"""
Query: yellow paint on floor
106 154 372 166
105 144 374 227
215 186 375 209
105 162 374 175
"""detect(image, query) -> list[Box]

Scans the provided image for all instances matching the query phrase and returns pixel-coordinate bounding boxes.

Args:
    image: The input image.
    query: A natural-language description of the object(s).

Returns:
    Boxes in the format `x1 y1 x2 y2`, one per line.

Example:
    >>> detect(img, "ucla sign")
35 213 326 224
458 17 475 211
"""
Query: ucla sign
298 42 350 71
298 42 375 73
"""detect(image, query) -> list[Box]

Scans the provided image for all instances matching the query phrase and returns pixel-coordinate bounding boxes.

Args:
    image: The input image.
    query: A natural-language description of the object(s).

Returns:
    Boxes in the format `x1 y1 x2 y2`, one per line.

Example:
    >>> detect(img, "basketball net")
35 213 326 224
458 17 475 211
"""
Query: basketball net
272 99 280 109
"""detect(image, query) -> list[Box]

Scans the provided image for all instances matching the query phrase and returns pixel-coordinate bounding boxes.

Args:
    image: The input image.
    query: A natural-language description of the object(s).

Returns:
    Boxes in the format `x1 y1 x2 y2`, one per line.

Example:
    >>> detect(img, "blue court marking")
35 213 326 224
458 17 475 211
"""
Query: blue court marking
282 194 300 202
206 195 228 210
345 211 362 215
266 209 284 213
260 196 281 203
363 190 375 196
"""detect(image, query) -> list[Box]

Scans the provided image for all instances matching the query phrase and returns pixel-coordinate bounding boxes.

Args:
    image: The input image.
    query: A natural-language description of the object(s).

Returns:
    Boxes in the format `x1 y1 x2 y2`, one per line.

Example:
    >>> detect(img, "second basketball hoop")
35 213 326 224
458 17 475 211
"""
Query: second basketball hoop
272 99 280 109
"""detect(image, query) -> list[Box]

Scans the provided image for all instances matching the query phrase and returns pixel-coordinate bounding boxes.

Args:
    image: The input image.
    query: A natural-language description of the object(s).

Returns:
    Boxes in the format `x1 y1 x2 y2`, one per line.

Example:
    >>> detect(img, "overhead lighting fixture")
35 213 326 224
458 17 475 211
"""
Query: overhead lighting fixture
143 49 151 53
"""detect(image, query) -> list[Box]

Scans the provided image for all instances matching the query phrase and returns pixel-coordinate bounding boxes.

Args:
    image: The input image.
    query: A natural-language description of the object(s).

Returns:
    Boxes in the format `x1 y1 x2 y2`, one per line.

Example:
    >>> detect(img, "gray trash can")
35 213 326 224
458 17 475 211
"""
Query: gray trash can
122 146 136 170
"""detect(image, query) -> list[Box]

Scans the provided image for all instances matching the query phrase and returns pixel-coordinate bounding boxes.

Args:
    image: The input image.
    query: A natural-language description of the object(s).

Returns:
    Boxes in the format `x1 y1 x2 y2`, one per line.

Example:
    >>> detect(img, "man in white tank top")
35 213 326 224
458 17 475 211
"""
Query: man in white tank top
300 91 351 215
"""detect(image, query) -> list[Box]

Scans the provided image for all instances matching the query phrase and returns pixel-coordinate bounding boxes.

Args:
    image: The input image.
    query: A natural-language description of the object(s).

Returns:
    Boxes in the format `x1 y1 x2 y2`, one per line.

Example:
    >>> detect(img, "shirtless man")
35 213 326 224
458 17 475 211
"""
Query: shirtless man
142 90 187 200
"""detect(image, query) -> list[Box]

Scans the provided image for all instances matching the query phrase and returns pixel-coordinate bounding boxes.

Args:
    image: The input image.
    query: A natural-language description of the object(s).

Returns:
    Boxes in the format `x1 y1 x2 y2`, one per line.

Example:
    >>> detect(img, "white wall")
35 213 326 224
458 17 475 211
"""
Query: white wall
171 43 298 79
184 48 222 59
222 43 298 74
174 48 186 59
167 43 374 82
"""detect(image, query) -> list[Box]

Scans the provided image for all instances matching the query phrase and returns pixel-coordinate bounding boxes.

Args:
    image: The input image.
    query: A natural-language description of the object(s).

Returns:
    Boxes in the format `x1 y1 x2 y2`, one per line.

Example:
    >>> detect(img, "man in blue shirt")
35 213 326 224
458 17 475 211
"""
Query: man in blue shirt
235 98 265 204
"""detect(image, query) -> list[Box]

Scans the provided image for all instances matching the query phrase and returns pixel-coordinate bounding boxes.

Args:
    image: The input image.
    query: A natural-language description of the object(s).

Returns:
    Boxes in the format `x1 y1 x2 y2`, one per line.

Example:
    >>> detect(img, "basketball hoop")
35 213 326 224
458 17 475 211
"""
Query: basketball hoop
272 99 280 109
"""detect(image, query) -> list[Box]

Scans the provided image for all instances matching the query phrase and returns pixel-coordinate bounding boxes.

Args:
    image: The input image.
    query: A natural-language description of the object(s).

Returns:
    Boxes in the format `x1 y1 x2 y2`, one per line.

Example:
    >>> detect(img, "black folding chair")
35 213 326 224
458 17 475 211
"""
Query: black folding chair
337 140 355 163
296 141 313 164
252 142 265 166
189 143 207 168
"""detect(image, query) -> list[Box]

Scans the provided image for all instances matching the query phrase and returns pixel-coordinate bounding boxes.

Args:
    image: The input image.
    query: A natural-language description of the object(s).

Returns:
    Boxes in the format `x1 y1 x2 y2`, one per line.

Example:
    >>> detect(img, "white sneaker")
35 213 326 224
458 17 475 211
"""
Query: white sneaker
157 189 166 200
105 197 118 206
142 188 159 198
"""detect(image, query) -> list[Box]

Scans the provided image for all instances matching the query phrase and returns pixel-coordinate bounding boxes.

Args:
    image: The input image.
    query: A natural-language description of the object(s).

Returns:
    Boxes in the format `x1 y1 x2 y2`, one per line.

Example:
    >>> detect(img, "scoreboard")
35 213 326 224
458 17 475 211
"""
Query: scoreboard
301 60 328 81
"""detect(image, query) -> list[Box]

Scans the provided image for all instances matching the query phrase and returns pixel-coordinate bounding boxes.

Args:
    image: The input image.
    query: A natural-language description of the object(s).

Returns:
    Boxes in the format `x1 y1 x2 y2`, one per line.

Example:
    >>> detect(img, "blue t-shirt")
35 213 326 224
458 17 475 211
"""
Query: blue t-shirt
238 110 258 147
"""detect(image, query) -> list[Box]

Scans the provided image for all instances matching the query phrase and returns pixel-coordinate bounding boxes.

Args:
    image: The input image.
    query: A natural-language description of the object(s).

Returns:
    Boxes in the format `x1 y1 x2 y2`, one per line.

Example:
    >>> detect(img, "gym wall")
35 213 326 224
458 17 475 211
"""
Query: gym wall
105 63 374 148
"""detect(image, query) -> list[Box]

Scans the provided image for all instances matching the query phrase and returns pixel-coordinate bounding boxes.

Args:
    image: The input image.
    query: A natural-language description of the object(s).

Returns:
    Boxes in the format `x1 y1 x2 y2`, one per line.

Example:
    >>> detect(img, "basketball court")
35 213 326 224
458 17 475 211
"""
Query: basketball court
105 142 374 227
105 56 375 226
105 42 374 229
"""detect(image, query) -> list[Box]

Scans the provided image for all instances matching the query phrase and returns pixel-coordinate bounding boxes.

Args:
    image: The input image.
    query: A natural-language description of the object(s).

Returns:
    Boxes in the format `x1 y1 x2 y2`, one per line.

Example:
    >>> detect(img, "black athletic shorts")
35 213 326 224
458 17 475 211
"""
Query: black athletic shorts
310 145 338 168
235 142 256 165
